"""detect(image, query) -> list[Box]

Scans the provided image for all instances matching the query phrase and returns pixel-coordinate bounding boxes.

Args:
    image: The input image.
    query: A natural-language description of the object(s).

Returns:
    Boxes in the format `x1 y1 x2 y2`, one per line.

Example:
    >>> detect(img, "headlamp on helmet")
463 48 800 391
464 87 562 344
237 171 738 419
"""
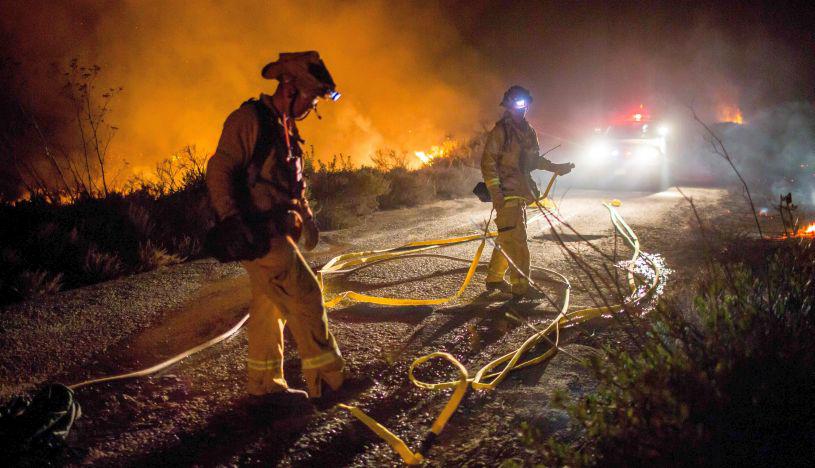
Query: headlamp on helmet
501 85 533 110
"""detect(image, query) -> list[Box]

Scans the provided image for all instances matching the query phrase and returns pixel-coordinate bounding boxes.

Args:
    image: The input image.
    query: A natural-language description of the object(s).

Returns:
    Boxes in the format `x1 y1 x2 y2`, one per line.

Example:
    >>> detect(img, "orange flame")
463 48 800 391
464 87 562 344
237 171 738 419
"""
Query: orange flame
414 140 458 166
782 222 815 239
717 105 744 125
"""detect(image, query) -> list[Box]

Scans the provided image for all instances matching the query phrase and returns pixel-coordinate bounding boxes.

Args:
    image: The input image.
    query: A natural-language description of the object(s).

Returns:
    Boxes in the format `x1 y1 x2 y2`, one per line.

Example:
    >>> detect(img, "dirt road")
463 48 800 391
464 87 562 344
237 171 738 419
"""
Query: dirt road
1 186 742 466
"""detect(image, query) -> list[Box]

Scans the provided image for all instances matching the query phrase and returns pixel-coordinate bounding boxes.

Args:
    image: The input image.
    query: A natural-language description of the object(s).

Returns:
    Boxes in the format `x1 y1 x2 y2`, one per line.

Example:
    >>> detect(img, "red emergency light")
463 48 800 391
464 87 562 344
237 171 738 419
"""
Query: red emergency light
610 104 653 125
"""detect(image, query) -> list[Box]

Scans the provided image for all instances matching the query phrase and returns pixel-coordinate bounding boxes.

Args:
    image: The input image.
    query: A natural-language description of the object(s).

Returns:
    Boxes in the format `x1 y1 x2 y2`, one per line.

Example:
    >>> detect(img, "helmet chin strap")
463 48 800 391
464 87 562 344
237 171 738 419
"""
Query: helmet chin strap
288 87 299 119
289 88 319 122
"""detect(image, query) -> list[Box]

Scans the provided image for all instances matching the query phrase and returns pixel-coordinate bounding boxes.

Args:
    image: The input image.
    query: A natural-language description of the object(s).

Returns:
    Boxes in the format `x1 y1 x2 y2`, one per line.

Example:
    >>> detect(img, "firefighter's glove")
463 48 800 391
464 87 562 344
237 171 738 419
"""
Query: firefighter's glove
302 217 320 251
222 215 258 260
552 162 575 176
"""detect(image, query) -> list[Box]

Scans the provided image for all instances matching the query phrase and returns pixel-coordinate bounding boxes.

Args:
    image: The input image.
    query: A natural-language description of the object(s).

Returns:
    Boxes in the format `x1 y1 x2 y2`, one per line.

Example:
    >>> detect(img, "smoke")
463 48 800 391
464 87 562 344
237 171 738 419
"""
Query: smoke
722 103 815 207
0 0 499 178
2 0 813 199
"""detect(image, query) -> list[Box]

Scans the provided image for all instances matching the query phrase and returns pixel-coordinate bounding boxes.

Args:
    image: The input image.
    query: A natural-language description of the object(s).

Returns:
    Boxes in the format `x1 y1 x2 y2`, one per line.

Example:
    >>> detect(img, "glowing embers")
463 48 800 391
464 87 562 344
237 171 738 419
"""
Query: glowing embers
776 221 815 240
795 222 815 238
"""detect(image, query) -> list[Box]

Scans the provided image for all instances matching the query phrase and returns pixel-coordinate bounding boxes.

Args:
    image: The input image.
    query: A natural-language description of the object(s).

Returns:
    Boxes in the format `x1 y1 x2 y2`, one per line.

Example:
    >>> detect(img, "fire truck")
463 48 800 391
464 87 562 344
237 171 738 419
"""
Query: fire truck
575 105 670 190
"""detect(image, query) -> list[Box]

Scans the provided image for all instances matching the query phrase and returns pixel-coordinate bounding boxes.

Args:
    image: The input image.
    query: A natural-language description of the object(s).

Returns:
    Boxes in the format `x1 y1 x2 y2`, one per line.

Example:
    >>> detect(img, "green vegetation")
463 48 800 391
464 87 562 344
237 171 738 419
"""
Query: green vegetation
509 225 815 467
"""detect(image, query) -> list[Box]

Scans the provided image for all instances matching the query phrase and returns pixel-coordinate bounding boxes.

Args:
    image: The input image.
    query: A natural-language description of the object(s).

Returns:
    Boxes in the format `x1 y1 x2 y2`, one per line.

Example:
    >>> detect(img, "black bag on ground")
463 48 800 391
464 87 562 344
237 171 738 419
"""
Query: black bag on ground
0 383 81 463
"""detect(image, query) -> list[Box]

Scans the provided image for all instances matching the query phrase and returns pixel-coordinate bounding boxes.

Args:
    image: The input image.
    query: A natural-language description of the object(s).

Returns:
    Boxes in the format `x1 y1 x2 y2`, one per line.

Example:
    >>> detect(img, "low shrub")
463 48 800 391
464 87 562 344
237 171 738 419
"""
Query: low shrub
309 166 390 230
0 154 212 305
137 241 183 272
12 270 64 300
127 203 155 240
0 145 480 303
82 246 124 283
378 168 436 209
172 235 201 260
425 164 479 200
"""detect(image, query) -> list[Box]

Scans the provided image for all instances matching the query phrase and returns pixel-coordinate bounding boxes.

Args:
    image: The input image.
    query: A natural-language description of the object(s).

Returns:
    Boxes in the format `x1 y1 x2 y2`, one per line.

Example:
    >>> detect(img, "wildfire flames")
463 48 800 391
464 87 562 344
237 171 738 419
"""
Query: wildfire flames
414 140 459 166
717 105 744 124
782 222 815 239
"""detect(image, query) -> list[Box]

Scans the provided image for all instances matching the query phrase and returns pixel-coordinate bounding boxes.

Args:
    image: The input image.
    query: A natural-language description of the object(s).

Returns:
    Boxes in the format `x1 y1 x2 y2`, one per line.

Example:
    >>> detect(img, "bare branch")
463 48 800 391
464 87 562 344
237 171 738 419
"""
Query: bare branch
689 106 763 239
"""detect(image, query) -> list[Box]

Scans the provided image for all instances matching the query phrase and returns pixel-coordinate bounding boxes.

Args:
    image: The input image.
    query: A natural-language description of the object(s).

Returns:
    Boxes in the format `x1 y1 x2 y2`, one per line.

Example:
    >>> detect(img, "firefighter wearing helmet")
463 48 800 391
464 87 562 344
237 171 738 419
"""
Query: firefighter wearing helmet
481 85 575 298
205 52 344 402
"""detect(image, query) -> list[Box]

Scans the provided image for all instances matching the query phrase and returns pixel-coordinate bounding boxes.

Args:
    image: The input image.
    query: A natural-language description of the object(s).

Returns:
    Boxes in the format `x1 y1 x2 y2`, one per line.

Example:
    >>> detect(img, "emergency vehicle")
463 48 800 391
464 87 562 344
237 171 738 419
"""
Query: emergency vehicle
577 105 670 190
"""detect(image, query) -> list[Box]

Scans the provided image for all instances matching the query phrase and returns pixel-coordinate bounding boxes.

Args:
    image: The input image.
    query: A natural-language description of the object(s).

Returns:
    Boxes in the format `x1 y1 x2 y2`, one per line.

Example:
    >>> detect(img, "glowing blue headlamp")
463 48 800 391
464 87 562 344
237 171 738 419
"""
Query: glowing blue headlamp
514 99 527 109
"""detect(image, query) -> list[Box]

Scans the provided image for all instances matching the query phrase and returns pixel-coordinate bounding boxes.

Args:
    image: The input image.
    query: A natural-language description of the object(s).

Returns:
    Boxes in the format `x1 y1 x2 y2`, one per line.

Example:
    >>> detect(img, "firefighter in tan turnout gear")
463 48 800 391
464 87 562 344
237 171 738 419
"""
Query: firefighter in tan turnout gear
481 86 574 298
206 52 344 401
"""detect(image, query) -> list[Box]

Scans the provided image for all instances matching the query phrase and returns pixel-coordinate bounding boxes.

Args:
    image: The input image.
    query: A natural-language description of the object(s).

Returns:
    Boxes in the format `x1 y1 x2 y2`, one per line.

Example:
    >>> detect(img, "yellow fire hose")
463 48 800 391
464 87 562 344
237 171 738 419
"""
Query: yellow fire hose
325 175 663 464
66 173 663 466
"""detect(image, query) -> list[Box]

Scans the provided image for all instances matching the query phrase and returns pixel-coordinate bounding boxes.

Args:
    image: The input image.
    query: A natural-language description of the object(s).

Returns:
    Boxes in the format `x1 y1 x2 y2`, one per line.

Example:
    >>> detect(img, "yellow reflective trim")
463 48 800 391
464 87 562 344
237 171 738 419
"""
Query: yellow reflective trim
247 358 281 370
485 178 500 187
247 357 281 365
503 195 528 203
301 350 341 370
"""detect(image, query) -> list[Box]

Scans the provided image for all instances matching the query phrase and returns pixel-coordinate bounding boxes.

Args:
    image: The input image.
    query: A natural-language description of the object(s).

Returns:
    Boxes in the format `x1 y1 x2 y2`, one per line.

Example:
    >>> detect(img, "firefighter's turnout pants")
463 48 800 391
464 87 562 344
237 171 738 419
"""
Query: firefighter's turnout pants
486 199 530 294
242 237 344 397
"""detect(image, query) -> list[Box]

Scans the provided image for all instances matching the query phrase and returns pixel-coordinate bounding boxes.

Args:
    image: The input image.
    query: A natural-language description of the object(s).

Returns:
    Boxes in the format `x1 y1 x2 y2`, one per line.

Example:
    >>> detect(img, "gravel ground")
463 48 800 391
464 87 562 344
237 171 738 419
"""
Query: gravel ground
0 260 244 399
1 186 768 466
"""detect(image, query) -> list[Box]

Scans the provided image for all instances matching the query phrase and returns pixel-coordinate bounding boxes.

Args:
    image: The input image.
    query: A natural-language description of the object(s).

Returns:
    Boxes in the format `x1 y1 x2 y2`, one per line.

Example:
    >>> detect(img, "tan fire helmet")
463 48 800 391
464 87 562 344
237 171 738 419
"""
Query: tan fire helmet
261 51 340 101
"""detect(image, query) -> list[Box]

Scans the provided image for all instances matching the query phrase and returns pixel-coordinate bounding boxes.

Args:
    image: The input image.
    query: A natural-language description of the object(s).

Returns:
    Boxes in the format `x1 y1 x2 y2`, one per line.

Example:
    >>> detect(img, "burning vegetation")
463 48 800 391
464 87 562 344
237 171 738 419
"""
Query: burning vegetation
717 104 744 124
414 140 460 166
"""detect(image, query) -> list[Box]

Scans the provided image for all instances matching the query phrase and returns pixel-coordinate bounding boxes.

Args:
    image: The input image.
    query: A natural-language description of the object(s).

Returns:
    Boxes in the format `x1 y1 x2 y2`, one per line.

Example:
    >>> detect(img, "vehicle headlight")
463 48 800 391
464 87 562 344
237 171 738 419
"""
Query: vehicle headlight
657 125 669 136
635 146 660 159
588 141 610 158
